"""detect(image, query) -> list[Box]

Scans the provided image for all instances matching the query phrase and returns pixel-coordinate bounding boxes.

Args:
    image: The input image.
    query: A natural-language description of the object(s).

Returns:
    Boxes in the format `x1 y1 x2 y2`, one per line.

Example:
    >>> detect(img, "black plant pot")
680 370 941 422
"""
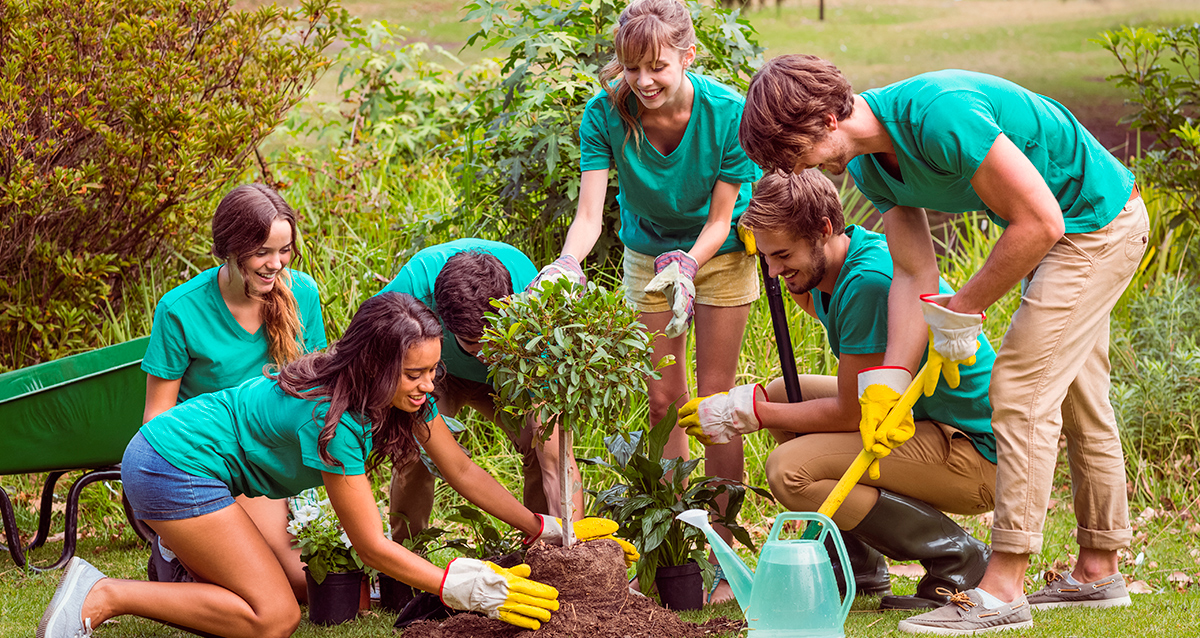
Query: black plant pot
305 568 364 625
378 573 417 613
654 560 704 611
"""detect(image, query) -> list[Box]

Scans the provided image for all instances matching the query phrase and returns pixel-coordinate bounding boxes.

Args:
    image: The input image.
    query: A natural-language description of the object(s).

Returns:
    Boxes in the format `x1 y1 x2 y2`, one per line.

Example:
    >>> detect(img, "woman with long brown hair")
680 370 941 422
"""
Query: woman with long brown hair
140 184 326 598
40 293 564 638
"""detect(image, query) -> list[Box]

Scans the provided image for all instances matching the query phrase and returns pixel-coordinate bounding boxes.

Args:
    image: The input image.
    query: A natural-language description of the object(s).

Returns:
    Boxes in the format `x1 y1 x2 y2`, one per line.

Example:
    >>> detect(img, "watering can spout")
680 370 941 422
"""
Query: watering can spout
675 509 754 613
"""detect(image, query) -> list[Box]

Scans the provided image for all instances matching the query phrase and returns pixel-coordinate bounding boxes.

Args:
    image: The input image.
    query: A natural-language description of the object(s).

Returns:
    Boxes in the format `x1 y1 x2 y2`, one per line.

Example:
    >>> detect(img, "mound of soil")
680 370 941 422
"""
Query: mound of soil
401 540 742 638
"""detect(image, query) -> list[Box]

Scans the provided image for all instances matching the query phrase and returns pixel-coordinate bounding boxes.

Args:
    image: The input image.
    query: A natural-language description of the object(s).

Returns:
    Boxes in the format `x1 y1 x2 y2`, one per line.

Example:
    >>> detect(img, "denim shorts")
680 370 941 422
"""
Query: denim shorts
122 432 236 521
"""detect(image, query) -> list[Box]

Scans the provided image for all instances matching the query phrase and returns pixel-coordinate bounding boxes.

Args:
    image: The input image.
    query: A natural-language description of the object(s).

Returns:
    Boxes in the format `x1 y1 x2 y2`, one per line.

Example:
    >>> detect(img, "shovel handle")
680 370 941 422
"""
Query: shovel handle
801 361 933 539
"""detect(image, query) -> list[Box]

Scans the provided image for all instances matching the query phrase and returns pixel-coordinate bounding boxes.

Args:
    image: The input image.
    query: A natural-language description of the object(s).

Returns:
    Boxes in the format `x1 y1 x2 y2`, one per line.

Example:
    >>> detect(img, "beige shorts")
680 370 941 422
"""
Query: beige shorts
622 248 760 313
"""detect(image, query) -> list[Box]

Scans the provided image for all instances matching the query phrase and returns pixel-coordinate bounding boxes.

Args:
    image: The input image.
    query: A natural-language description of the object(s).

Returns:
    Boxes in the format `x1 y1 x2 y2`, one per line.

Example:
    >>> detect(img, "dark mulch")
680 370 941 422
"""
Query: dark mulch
401 540 742 638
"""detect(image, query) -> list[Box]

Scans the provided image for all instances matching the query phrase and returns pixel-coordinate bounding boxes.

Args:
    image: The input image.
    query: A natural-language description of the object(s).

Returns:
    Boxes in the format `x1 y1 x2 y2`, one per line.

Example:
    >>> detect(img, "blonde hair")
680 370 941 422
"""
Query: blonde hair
598 0 696 150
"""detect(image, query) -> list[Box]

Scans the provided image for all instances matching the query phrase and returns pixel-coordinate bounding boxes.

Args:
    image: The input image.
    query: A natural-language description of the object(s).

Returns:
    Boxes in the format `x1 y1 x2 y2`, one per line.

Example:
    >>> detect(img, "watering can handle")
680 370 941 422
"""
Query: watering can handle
768 511 855 620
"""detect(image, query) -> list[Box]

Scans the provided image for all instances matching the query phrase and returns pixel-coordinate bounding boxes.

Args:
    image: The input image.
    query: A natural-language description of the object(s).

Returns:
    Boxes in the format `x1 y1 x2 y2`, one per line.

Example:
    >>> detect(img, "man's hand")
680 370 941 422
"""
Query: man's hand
920 294 983 395
440 558 560 630
527 255 586 292
857 367 916 480
678 383 765 445
528 515 640 567
644 250 698 338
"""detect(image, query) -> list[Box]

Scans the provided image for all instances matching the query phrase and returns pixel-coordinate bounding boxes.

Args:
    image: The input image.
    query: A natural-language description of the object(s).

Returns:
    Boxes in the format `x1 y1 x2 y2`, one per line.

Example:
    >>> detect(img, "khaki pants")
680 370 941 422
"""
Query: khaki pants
765 375 996 531
389 374 545 543
989 195 1149 554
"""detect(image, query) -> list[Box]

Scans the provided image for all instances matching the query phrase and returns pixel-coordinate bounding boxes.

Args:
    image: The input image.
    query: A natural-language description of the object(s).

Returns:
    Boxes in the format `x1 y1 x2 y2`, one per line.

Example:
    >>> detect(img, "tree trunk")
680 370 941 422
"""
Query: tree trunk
559 426 575 547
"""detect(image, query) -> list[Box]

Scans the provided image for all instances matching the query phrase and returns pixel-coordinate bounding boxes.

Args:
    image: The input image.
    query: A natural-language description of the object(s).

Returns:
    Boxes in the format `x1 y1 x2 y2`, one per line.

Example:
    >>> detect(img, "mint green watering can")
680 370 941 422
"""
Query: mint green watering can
677 510 854 637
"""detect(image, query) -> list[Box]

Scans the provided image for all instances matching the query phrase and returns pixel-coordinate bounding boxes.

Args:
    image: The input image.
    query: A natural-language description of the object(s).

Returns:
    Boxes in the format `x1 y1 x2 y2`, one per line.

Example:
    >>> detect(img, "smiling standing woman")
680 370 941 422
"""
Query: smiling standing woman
38 293 562 638
138 184 326 600
529 0 761 605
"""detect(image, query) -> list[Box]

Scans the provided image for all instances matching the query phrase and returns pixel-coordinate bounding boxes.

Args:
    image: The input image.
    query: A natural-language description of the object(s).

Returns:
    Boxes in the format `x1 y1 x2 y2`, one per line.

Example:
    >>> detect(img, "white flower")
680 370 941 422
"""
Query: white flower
286 520 303 536
292 505 321 525
340 531 353 548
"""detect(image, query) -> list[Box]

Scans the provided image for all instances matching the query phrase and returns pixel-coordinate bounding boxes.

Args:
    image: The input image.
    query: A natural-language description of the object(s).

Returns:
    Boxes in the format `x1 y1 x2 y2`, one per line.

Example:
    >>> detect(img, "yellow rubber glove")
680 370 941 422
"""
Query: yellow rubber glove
857 367 916 480
440 558 560 630
531 515 639 566
922 330 980 396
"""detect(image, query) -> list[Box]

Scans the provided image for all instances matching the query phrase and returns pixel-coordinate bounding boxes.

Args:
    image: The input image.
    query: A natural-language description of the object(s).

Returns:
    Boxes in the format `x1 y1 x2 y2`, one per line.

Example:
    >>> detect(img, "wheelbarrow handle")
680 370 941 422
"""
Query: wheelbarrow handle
803 361 934 538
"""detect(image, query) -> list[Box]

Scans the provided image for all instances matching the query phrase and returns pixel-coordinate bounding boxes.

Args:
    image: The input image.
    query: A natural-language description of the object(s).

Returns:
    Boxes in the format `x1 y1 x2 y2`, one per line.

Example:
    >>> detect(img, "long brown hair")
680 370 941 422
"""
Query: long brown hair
273 292 443 472
598 0 696 150
211 184 303 367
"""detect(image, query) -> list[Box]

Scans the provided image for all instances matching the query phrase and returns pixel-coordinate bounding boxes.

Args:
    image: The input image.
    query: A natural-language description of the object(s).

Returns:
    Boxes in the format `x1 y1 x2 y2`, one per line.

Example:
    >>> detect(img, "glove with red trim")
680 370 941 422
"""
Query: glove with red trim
857 367 916 480
678 383 766 445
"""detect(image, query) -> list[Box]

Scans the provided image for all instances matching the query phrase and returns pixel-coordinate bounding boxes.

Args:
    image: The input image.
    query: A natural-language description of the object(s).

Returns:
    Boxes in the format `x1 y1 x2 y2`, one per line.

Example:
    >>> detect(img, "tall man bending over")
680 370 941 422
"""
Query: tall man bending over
739 56 1148 634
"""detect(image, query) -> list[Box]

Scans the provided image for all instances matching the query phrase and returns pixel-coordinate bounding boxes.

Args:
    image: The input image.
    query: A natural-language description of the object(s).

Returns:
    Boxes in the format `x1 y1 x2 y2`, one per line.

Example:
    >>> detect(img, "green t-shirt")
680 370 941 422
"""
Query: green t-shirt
579 73 763 257
812 226 997 463
141 375 440 499
377 239 536 384
142 267 327 403
848 70 1134 234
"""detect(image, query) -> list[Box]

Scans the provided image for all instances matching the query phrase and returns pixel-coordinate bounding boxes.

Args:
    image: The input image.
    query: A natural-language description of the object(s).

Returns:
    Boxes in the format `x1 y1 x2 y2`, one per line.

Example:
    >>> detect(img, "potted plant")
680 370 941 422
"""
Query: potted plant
587 407 772 610
480 277 667 546
289 497 375 625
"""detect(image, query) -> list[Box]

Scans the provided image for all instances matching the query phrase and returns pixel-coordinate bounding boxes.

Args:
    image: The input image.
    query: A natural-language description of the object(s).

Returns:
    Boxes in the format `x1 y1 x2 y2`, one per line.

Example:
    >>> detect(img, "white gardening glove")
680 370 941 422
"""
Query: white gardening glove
677 383 765 445
526 255 586 292
440 558 560 630
857 367 916 480
643 250 698 339
920 293 983 394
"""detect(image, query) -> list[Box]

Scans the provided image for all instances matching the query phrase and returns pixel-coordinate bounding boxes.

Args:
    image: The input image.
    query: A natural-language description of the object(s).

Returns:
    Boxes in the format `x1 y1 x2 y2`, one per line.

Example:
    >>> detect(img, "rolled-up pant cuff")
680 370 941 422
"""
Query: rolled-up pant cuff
990 528 1044 555
1077 526 1132 551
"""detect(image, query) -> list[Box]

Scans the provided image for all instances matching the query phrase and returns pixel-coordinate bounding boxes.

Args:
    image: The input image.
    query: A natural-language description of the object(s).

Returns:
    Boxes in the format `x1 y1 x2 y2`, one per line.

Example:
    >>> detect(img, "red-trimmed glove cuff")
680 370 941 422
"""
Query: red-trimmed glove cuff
920 293 986 321
523 513 548 546
439 557 460 606
751 383 767 427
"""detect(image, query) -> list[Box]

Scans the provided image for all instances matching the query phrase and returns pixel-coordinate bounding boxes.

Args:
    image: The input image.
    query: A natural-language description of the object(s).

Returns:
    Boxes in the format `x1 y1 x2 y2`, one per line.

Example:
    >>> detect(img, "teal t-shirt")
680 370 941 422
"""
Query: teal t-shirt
812 226 997 463
141 376 440 499
142 267 327 403
579 73 763 257
847 70 1134 234
377 239 537 384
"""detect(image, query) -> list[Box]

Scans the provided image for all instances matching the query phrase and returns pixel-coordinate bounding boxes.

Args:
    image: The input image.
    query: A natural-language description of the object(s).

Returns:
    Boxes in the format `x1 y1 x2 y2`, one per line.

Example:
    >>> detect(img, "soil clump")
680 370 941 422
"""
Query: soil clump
401 540 742 638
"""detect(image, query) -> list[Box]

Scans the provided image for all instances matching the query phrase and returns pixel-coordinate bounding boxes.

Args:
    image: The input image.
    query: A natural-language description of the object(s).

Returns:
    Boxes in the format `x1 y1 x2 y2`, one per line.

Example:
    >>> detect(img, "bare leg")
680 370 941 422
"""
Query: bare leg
527 417 585 520
641 310 690 461
693 303 752 605
977 551 1029 603
236 495 307 603
79 504 300 638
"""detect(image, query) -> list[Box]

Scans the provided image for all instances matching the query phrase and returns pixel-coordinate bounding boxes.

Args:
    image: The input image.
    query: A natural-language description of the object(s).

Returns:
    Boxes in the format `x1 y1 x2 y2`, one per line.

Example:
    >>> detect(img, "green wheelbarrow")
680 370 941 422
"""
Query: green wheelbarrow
0 337 155 571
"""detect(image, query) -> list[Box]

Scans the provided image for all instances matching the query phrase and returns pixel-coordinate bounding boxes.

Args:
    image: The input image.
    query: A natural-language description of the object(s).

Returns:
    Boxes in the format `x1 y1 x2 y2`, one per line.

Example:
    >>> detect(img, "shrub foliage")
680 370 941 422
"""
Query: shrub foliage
0 0 341 369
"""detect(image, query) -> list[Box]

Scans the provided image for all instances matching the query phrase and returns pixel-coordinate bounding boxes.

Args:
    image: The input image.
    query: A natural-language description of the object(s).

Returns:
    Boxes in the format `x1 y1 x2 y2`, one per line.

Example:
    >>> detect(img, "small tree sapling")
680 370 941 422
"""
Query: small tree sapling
480 277 669 546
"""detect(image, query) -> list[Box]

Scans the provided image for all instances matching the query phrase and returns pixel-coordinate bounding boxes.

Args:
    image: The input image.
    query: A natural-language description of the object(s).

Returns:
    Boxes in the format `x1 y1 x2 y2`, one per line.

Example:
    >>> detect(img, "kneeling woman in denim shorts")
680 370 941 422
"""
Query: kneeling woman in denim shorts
38 293 566 638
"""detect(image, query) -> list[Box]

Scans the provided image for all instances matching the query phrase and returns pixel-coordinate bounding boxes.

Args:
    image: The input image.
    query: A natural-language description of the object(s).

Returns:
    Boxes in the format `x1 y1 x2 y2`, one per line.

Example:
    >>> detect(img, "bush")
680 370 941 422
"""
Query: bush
1095 24 1200 227
0 0 343 369
311 0 765 275
1111 275 1200 505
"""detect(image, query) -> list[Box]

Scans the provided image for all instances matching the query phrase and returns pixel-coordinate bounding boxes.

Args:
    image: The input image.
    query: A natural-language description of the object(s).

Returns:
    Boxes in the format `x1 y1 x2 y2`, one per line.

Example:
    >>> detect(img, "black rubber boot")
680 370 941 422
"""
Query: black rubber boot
825 531 892 597
849 490 990 610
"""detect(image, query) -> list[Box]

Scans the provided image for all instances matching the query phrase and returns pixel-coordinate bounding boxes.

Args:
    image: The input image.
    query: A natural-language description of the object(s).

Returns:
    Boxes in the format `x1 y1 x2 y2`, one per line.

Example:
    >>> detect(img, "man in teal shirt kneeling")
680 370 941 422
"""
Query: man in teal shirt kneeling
378 239 583 545
681 170 997 610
